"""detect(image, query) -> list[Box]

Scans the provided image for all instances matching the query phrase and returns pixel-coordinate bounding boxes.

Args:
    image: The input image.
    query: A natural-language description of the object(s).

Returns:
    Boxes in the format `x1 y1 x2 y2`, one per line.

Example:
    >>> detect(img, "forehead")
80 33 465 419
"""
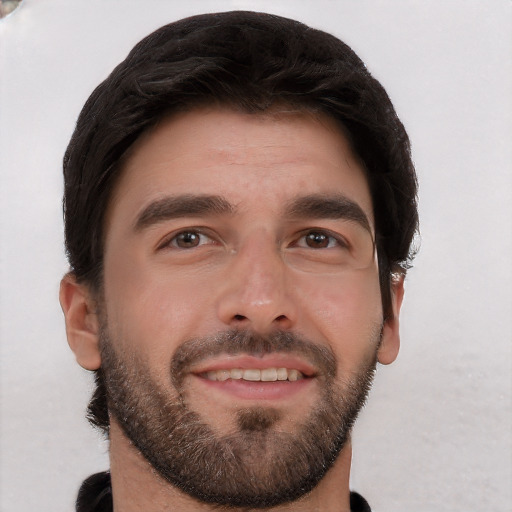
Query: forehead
106 107 373 230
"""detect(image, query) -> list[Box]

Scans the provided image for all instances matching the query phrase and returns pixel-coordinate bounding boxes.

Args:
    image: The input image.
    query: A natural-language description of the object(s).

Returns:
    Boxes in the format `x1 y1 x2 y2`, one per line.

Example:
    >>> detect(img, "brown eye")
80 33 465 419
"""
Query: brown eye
304 232 331 248
173 231 202 248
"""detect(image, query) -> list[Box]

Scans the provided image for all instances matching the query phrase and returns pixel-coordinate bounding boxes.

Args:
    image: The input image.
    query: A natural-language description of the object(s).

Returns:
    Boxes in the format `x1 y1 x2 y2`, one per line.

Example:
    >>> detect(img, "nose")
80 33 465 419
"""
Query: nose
216 233 297 332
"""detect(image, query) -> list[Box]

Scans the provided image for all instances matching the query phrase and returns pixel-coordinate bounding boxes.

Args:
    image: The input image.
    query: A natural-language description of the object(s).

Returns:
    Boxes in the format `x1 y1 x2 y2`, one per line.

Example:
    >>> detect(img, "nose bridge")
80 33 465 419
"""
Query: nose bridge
217 231 295 330
242 238 282 304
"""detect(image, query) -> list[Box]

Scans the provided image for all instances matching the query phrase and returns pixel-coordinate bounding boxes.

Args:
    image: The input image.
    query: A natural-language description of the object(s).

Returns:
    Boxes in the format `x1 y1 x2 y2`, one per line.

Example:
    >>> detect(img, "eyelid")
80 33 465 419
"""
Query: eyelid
292 228 350 249
156 227 217 250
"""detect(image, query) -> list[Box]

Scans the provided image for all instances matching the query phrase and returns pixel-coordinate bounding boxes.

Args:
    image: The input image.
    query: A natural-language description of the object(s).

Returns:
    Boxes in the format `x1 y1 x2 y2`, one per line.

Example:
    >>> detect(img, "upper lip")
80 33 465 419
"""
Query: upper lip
189 353 317 377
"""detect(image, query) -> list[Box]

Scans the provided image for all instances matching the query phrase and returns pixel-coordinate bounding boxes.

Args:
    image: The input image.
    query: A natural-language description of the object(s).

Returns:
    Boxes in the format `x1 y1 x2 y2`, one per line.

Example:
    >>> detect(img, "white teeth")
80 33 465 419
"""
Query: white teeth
230 368 243 380
243 369 261 381
216 370 231 381
203 367 305 382
261 368 278 382
276 368 288 381
288 369 300 382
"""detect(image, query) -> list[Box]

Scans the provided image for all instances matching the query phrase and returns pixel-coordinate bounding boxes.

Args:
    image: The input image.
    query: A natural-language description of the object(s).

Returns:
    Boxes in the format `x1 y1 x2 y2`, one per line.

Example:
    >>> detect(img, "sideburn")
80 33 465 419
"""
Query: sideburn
86 369 110 434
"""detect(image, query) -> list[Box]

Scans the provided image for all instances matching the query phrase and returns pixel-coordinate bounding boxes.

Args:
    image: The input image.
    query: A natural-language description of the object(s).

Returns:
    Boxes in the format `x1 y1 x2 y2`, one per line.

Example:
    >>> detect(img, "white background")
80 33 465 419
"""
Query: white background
0 1 510 511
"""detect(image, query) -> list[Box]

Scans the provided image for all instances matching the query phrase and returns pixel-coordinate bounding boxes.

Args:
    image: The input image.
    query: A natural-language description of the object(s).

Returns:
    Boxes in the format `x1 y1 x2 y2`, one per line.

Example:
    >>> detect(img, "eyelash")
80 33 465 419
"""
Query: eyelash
157 229 214 250
294 230 349 250
158 228 348 251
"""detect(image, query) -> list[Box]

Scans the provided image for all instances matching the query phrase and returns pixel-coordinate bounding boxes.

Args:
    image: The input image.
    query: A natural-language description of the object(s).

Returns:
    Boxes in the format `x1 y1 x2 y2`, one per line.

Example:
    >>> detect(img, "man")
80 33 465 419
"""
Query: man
60 11 418 512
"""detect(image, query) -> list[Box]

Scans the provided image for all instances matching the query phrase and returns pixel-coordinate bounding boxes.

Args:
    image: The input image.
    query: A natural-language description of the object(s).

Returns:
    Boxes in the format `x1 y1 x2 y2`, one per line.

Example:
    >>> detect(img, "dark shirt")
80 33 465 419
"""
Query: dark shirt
76 471 372 511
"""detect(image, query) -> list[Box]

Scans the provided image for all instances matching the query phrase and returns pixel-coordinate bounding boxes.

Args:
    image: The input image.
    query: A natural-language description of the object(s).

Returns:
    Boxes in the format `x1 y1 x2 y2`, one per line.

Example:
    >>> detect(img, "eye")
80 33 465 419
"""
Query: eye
296 230 347 249
160 230 214 250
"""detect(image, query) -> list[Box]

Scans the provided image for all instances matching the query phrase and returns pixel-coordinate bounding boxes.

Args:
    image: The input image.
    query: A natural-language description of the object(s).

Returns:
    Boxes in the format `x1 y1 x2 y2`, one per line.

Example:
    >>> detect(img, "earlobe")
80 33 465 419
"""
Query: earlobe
377 273 405 365
59 273 102 370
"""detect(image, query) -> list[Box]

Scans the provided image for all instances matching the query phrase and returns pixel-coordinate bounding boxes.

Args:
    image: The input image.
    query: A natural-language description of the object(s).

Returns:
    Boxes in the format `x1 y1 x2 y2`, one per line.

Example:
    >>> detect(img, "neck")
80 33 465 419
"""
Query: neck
109 420 353 512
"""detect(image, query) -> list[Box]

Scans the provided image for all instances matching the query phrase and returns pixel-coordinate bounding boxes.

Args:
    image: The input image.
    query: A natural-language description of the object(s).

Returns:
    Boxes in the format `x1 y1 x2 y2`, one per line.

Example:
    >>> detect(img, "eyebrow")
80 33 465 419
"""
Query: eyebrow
134 194 235 231
285 194 372 234
133 193 372 235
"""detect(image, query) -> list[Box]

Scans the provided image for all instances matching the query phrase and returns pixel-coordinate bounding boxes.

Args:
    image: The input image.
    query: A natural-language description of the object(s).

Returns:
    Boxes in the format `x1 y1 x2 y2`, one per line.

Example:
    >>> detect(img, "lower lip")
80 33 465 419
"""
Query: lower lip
193 375 313 400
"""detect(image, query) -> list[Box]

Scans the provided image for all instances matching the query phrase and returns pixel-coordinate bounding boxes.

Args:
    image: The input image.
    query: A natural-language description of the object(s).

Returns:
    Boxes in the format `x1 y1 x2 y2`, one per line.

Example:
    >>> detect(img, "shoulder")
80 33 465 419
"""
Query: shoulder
76 472 112 512
350 491 372 512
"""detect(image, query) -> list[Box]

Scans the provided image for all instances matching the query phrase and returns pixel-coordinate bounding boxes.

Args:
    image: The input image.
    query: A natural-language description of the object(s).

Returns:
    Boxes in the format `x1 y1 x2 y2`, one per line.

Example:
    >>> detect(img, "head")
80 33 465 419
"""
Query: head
61 11 418 508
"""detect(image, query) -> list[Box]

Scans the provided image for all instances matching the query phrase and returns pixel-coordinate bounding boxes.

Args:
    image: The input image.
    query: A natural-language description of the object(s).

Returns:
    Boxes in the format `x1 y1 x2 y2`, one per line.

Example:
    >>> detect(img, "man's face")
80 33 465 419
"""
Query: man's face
88 108 400 506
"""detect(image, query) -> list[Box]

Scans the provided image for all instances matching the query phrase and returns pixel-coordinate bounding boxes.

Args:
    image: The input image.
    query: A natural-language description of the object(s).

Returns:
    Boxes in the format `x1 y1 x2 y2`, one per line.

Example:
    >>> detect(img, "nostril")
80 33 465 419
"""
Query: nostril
234 314 246 321
275 315 287 322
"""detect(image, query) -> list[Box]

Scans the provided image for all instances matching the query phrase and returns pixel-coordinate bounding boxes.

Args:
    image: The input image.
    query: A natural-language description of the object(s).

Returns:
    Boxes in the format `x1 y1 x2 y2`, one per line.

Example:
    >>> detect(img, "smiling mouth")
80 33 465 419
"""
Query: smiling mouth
201 367 306 382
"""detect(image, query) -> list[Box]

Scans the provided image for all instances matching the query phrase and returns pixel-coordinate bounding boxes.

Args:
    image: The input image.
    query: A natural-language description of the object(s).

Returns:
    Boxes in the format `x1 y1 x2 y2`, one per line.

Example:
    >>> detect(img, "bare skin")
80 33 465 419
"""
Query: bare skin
60 107 403 511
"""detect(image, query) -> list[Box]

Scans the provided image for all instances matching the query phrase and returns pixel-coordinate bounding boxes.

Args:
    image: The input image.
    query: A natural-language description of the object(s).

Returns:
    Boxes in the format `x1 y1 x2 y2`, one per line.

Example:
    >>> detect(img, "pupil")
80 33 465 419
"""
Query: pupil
307 232 328 248
179 232 198 247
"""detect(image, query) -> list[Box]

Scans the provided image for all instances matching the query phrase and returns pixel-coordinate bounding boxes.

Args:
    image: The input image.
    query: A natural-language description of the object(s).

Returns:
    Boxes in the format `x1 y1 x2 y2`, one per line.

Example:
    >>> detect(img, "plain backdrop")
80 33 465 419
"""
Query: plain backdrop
0 1 511 511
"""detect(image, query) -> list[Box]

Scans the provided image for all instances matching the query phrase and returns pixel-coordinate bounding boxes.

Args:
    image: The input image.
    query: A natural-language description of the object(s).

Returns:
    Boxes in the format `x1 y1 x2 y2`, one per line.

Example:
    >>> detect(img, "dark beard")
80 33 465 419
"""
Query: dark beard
100 329 378 509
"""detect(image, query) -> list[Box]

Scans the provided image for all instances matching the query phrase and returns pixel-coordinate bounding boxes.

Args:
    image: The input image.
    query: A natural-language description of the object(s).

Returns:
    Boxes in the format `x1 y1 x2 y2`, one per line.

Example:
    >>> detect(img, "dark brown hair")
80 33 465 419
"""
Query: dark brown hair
63 11 418 432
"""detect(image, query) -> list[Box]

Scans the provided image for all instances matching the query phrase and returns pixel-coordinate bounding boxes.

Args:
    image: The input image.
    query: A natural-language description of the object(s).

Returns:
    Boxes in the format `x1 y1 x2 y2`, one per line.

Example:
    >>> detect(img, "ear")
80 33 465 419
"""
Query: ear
377 273 405 365
59 273 101 370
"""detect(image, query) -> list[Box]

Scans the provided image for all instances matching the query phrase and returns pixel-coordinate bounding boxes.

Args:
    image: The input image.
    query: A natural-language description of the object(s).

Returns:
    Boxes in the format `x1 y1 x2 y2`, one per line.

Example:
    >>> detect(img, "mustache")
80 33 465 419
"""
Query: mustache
170 330 337 388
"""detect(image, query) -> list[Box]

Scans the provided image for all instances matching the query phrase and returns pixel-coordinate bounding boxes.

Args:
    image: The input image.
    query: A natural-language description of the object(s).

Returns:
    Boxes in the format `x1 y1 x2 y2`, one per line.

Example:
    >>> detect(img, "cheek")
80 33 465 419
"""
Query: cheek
294 269 383 362
102 251 218 361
